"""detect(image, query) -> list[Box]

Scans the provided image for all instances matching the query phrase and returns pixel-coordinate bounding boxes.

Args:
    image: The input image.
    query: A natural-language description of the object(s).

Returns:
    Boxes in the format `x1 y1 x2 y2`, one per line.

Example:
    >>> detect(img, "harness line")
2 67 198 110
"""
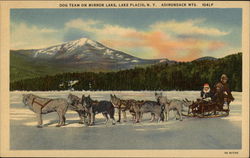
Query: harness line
31 98 53 109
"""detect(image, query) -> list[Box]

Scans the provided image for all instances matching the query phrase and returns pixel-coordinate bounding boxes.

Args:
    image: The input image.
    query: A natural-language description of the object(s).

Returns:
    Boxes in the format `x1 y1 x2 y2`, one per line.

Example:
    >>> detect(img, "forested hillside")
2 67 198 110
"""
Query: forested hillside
10 53 242 91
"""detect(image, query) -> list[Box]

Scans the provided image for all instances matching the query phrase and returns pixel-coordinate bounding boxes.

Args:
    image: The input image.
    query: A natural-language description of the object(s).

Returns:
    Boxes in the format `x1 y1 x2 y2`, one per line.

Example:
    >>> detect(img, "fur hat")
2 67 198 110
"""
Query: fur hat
221 74 228 80
203 83 210 88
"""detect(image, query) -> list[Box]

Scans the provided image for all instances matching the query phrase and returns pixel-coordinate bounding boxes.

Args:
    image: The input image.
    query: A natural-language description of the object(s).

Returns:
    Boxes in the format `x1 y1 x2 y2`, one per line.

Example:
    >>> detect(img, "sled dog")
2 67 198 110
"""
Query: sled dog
110 94 136 122
67 93 89 126
22 94 69 128
111 94 158 123
155 92 192 121
82 95 115 126
133 100 164 123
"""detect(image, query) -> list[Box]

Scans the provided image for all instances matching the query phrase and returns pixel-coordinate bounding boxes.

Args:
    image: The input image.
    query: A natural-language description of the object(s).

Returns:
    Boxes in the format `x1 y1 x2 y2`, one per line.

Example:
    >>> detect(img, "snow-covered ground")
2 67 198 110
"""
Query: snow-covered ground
10 91 242 150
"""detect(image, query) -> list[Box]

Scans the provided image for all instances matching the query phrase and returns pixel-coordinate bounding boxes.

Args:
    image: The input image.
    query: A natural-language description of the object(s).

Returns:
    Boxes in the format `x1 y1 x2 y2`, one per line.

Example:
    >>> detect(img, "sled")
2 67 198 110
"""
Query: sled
183 99 230 118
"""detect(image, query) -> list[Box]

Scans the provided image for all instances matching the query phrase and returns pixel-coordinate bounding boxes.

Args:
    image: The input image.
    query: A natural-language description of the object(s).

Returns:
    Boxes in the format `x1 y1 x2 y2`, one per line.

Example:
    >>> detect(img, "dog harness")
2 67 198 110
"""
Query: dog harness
31 98 53 109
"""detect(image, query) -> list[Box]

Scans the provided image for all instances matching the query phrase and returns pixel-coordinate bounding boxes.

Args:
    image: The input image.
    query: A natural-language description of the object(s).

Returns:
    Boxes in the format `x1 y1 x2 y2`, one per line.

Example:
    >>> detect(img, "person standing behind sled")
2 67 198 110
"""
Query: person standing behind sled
214 74 234 110
200 83 213 102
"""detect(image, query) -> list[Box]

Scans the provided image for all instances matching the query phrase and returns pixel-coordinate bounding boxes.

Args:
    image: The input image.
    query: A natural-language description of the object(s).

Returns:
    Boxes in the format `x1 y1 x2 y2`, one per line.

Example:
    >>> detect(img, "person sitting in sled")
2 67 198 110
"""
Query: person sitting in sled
214 74 234 110
200 83 213 102
191 83 214 115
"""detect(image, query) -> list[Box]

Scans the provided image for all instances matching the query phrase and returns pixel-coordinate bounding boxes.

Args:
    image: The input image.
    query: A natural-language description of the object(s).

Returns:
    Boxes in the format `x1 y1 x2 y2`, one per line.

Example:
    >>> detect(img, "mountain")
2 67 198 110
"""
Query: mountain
10 38 175 82
193 56 217 61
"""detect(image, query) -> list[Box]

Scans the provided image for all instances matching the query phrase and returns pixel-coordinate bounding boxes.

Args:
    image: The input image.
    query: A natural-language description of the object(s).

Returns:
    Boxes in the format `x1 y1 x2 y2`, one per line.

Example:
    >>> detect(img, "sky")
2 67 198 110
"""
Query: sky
10 8 242 61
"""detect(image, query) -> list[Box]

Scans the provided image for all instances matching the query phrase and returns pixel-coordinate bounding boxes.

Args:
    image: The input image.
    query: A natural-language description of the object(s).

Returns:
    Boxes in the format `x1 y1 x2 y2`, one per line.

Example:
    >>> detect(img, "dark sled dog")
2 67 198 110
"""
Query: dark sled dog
82 95 116 126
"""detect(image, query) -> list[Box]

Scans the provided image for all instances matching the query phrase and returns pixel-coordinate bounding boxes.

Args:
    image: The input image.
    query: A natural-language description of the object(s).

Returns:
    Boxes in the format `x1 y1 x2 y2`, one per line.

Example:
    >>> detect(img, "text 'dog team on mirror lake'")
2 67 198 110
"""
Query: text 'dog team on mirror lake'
59 2 214 8
59 3 154 7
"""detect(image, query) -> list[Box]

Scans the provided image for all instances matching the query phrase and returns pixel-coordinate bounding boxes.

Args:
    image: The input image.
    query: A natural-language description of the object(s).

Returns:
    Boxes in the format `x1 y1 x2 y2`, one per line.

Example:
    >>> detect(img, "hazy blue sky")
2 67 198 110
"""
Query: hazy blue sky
11 8 242 61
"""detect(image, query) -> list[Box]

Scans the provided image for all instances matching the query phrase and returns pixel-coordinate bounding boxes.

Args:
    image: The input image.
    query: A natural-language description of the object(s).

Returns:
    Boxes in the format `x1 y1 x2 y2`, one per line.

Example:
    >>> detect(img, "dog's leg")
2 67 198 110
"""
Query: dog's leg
110 113 116 125
62 115 66 126
36 113 43 128
139 112 143 122
56 110 63 127
88 107 95 126
117 108 121 123
135 111 140 123
102 113 109 124
122 110 127 122
90 113 95 126
56 110 64 127
33 106 43 128
174 110 179 120
166 106 169 122
150 113 155 122
88 113 91 125
164 111 167 121
61 107 67 126
160 110 165 122
109 108 116 125
130 113 135 121
82 111 88 126
77 111 84 124
177 109 183 121
89 113 94 126
156 113 161 123
83 114 88 127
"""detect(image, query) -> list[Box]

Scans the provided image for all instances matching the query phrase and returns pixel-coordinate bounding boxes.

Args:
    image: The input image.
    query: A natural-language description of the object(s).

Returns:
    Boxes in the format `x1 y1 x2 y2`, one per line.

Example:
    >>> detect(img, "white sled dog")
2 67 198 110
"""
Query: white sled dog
155 92 192 121
22 94 69 128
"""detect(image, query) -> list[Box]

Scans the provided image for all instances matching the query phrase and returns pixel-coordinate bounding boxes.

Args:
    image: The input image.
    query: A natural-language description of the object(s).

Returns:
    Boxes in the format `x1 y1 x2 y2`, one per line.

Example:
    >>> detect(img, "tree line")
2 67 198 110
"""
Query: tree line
10 53 242 91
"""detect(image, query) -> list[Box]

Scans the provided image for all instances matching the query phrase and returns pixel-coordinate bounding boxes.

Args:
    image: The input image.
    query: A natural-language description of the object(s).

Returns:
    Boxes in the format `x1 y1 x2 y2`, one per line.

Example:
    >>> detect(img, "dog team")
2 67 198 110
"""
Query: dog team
22 92 193 128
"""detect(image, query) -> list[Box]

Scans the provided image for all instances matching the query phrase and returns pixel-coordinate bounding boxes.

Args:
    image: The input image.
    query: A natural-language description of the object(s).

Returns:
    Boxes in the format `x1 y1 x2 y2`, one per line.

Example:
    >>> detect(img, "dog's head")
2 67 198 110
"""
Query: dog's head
82 95 92 109
67 94 87 111
110 94 120 108
22 94 30 106
154 92 163 101
155 92 168 104
67 93 80 106
69 103 86 112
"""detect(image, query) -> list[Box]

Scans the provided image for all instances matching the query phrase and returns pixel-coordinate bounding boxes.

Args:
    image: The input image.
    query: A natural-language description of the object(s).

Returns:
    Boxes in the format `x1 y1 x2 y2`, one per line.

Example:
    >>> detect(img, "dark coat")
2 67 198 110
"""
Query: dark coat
200 89 214 99
214 82 234 101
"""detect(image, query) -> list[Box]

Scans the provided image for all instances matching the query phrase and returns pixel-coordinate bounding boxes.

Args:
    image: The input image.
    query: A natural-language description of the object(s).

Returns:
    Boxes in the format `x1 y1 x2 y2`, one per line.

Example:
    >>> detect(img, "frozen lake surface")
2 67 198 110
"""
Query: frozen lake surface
10 91 242 150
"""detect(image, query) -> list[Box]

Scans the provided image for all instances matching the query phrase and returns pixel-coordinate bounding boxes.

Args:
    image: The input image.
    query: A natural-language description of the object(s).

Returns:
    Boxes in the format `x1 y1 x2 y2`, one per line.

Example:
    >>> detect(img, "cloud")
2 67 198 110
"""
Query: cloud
65 18 100 33
11 18 230 61
64 18 229 60
103 30 227 61
65 18 138 40
11 22 62 49
151 19 230 36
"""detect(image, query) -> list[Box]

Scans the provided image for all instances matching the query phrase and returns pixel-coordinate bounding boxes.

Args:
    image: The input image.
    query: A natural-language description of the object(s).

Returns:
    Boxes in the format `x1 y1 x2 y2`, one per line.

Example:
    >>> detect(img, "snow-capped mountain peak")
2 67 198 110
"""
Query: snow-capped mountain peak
66 38 88 47
29 37 172 69
34 38 106 58
62 38 105 51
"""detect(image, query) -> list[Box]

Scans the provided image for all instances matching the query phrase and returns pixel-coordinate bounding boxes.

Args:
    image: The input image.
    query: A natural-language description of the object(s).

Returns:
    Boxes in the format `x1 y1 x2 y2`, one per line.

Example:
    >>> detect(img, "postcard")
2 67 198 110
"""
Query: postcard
0 0 249 157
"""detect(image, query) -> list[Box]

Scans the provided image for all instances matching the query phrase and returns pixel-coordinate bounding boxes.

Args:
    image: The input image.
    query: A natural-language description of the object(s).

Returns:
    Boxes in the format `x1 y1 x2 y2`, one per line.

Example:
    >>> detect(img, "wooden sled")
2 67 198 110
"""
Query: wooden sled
183 99 230 118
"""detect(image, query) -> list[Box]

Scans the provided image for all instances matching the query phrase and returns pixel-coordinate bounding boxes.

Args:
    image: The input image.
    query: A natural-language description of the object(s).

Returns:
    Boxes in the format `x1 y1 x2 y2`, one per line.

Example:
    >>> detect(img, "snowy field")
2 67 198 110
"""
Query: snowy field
10 91 242 150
